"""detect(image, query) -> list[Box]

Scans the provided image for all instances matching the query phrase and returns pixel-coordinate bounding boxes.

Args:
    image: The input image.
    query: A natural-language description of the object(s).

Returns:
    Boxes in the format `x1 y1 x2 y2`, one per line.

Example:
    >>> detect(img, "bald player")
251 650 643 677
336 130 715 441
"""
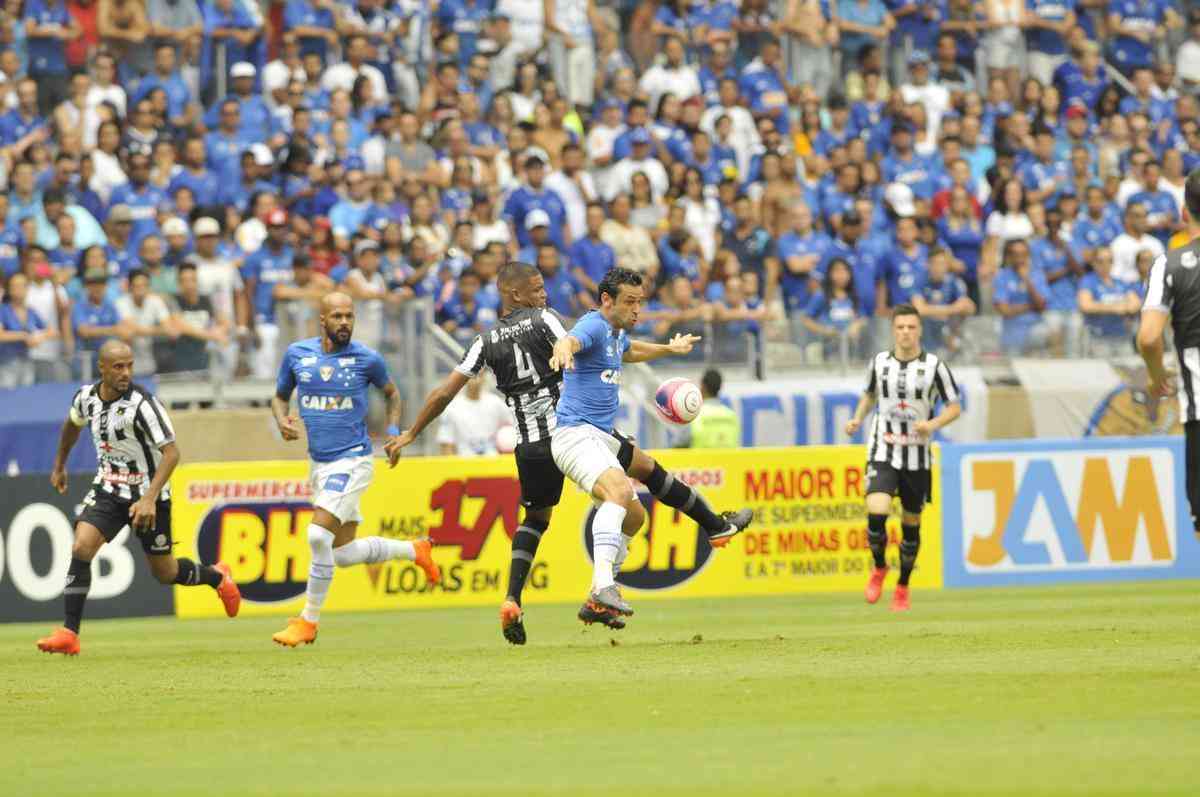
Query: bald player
269 292 441 647
37 341 242 656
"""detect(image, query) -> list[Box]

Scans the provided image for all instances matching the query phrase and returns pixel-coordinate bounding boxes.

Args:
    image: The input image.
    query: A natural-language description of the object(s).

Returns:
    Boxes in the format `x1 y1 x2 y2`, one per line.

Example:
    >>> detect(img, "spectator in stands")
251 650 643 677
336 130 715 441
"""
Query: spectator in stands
912 246 974 356
343 238 392 351
568 201 616 296
1110 202 1165 285
437 374 513 455
240 209 295 377
994 238 1051 356
1107 0 1181 78
438 266 491 347
800 257 866 360
0 271 54 388
1031 205 1084 357
164 261 224 374
724 193 778 301
116 269 171 376
1077 246 1140 357
187 216 244 378
73 265 126 363
1128 160 1181 248
983 177 1034 283
879 214 927 314
23 247 73 382
600 193 658 277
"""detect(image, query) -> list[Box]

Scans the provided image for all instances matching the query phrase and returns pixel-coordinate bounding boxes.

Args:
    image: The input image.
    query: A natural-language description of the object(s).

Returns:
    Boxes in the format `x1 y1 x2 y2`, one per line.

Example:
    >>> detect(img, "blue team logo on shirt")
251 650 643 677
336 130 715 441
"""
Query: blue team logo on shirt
324 473 350 493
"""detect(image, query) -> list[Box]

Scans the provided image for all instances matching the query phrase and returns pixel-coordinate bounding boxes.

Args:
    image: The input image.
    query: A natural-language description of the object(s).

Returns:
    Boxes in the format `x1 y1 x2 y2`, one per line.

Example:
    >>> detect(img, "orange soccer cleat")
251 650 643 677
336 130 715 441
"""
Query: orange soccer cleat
36 627 80 656
413 539 442 585
272 617 318 647
891 585 911 613
213 562 241 618
499 600 526 645
865 566 888 604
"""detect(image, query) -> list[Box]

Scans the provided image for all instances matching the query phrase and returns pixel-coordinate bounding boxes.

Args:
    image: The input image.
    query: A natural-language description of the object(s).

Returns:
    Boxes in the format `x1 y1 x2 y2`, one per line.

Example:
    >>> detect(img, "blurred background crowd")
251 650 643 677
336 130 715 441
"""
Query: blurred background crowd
1 0 1199 392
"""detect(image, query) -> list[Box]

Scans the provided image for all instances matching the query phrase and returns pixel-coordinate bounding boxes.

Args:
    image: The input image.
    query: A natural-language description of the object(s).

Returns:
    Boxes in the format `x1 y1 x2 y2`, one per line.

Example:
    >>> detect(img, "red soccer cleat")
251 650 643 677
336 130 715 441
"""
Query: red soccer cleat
213 562 241 618
891 585 911 612
413 539 441 584
865 566 888 604
36 627 80 656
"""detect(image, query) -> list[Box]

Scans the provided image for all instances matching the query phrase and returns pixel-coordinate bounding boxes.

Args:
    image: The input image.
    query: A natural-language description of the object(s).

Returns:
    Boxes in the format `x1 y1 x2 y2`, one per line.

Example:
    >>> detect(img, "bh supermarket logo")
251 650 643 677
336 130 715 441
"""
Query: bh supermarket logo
581 492 715 590
197 499 315 602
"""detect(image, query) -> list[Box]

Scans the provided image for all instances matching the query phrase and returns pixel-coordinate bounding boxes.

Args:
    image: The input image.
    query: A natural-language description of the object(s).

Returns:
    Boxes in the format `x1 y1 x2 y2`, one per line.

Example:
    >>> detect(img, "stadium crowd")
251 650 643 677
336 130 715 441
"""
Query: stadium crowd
0 0 1198 388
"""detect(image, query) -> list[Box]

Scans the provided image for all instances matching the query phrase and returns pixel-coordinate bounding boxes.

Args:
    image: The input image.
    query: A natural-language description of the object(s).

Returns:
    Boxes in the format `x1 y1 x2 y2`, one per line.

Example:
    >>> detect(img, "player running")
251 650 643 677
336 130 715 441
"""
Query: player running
548 266 751 623
844 304 961 612
397 262 751 643
37 340 241 656
270 292 441 647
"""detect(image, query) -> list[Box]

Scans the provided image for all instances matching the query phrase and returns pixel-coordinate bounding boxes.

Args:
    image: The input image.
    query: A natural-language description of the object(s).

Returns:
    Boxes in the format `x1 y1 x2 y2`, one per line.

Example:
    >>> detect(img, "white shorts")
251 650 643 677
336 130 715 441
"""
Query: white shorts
310 455 374 524
550 424 623 495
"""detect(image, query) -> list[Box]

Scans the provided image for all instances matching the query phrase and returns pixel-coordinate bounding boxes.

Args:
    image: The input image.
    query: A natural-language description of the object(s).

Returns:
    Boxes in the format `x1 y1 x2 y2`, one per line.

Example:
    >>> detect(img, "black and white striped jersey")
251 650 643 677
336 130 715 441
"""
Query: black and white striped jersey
863 350 959 471
1143 242 1200 422
69 383 176 502
456 307 569 445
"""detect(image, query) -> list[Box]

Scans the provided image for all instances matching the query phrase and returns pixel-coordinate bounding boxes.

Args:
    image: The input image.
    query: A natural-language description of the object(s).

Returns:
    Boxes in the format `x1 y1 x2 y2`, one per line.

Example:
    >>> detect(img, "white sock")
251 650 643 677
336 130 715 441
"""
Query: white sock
592 502 626 590
302 524 335 623
612 533 630 578
333 537 415 567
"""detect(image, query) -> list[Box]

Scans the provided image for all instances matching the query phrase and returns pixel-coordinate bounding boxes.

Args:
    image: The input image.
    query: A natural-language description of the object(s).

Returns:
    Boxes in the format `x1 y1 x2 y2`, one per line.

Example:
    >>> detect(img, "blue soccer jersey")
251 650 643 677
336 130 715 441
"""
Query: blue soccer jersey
555 311 630 432
276 338 391 463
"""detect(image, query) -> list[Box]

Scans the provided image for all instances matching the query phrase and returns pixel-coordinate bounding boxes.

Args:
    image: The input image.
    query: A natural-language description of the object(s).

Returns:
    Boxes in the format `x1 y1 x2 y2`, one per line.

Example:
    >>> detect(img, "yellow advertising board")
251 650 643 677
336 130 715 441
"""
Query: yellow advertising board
171 446 942 618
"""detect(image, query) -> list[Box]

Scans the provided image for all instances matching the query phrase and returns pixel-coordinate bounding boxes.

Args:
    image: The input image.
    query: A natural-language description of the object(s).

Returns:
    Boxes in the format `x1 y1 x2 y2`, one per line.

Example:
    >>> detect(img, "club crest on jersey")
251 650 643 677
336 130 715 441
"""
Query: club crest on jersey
320 366 334 381
300 394 354 411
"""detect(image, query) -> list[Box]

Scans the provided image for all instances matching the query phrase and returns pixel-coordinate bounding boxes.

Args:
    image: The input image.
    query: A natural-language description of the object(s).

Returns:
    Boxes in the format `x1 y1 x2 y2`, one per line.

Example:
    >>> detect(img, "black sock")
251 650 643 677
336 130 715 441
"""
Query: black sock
898 524 921 586
644 463 725 533
867 514 888 570
174 558 223 588
506 518 548 605
63 557 92 634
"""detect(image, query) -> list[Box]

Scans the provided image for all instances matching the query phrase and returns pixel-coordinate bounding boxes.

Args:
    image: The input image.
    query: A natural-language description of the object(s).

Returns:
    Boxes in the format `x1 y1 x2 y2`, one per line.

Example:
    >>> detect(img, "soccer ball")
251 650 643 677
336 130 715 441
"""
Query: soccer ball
654 378 703 425
495 425 518 454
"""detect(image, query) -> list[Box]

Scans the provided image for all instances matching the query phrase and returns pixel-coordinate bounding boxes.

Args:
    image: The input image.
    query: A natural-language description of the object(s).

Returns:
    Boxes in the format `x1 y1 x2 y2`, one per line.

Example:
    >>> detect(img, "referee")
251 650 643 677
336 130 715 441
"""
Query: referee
1138 168 1200 541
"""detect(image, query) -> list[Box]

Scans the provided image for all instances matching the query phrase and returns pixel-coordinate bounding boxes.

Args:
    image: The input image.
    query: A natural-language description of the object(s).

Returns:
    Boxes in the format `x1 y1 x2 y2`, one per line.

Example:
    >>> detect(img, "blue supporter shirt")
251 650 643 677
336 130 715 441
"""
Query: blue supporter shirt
1107 0 1166 71
556 310 630 431
777 230 830 316
881 243 928 305
1018 158 1071 206
275 338 391 463
169 168 222 207
72 297 121 351
1026 0 1076 56
24 0 70 75
0 227 23 275
803 291 859 331
284 0 336 59
435 0 490 64
1078 271 1133 338
568 236 616 287
1030 237 1077 311
882 152 935 199
241 244 295 323
329 199 373 240
0 303 45 363
739 60 791 133
135 72 193 120
1071 212 1122 262
1053 60 1107 116
0 109 46 148
541 267 583 318
1127 189 1179 247
993 268 1051 351
107 183 168 247
205 129 254 183
502 186 568 249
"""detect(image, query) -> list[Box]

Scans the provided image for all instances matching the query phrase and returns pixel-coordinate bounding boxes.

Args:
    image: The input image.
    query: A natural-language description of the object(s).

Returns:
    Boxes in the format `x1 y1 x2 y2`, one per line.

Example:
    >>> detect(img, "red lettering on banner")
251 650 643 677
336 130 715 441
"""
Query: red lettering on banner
188 480 312 502
745 468 836 500
844 466 863 497
429 477 521 560
776 530 842 554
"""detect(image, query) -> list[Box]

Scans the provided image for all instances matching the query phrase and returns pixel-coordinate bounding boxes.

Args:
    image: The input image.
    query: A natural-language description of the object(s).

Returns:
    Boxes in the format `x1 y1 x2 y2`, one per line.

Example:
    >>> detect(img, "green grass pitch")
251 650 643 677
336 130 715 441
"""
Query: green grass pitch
2 581 1197 797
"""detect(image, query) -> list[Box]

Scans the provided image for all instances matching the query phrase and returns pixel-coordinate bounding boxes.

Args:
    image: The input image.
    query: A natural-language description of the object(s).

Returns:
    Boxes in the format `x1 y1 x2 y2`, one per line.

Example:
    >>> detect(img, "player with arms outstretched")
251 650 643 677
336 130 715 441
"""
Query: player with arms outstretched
845 304 961 611
549 267 752 623
270 292 441 647
37 340 241 656
397 262 751 643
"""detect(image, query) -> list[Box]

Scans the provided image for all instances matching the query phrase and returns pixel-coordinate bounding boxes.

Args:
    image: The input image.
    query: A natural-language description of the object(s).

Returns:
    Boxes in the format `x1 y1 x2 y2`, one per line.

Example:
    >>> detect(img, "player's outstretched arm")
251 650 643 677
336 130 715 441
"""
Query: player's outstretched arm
549 335 583 371
380 381 407 467
623 333 701 363
395 371 470 451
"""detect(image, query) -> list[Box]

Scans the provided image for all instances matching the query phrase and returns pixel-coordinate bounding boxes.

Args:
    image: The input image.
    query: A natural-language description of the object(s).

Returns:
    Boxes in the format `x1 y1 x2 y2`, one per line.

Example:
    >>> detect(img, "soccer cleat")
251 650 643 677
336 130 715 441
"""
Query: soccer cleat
891 585 911 612
708 508 754 548
36 627 80 656
213 562 241 618
272 617 318 647
577 602 627 630
413 538 442 585
589 584 634 616
865 566 889 604
500 600 527 645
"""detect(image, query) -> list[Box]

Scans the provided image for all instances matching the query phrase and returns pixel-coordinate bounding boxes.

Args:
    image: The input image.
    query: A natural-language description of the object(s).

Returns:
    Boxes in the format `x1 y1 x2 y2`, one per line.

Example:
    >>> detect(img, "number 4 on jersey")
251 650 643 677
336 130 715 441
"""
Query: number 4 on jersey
513 344 539 382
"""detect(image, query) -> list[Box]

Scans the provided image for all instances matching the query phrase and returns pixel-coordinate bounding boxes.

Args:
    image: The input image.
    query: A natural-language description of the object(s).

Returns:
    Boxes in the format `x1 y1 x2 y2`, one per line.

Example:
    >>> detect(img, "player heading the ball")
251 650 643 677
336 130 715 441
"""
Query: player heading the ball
269 292 441 648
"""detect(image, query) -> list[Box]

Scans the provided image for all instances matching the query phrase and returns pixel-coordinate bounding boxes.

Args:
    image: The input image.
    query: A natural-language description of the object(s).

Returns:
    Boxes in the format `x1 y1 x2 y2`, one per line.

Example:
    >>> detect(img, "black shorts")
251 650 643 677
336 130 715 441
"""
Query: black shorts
515 429 636 510
865 463 931 514
78 488 173 555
